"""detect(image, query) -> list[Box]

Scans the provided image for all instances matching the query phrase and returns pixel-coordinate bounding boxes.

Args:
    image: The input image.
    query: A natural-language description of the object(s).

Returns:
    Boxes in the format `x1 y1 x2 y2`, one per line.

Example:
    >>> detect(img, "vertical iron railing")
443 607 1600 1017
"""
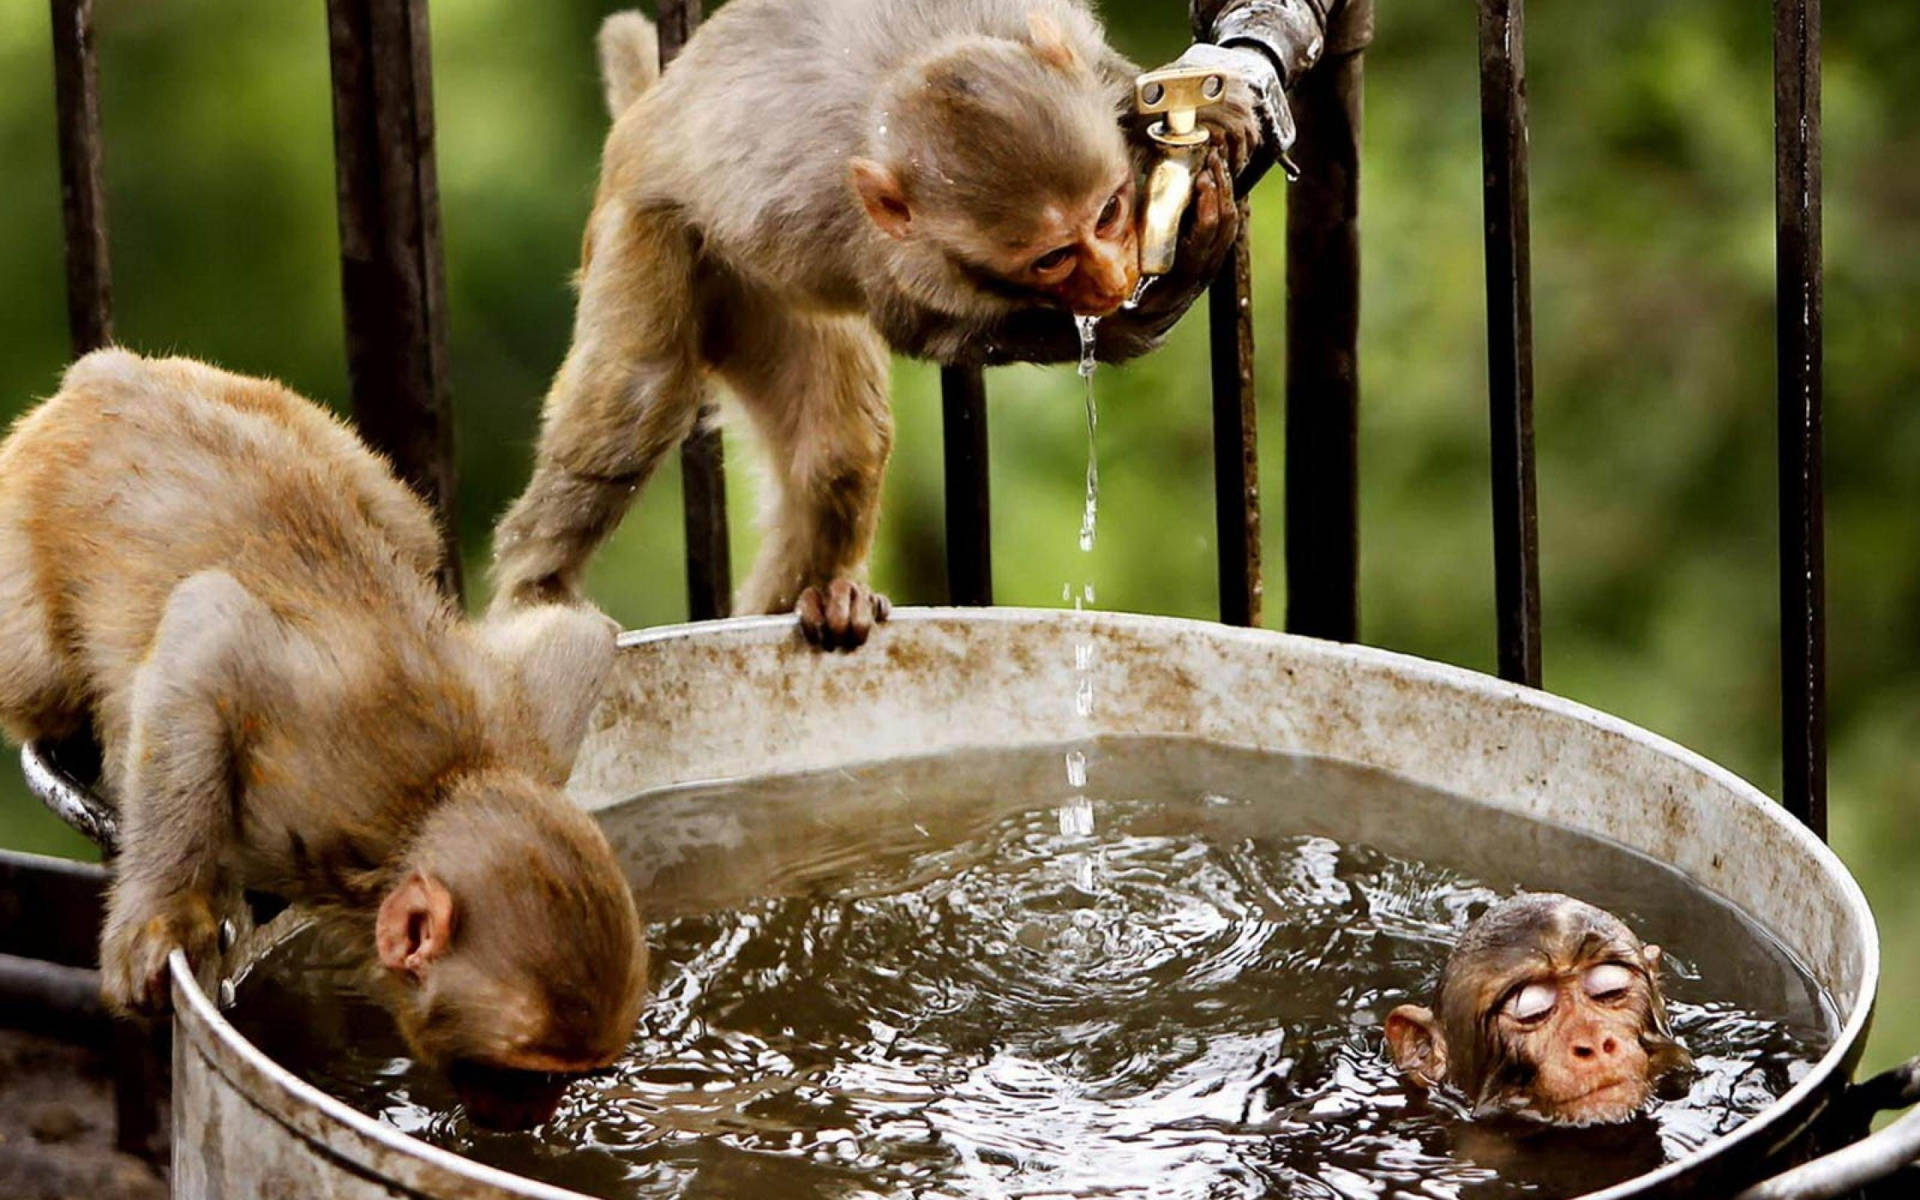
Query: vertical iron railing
663 0 734 621
47 1 172 1164
325 0 462 599
1477 0 1543 688
941 366 994 605
50 0 111 355
1774 0 1825 837
1283 0 1371 642
1210 200 1262 627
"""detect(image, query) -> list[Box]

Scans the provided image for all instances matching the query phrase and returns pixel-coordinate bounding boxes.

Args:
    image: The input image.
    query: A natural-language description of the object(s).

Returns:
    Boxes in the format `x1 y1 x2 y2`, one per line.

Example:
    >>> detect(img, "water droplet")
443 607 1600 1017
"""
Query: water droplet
1075 314 1100 380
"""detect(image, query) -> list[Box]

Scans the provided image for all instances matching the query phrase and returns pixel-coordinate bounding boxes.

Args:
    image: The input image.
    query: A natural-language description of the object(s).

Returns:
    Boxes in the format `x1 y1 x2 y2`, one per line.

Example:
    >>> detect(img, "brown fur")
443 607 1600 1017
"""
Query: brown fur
1385 894 1694 1127
0 352 644 1091
489 0 1255 648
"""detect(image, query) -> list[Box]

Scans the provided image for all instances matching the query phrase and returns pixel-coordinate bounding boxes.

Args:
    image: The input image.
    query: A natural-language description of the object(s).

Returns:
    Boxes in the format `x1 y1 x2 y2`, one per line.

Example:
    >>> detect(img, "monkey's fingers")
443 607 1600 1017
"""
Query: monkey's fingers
1201 155 1243 258
796 580 889 651
1202 106 1257 179
101 901 218 1017
1179 159 1239 283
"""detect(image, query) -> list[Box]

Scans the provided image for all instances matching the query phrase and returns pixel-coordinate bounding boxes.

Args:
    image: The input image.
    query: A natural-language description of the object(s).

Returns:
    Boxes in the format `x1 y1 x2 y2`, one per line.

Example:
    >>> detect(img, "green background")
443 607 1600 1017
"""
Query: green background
1 0 1915 1084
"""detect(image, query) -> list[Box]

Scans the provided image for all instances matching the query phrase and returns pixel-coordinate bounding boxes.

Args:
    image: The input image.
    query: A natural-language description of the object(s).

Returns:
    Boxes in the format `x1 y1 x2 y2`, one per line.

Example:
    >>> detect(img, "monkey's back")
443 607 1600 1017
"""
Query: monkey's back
0 350 449 753
616 0 1115 299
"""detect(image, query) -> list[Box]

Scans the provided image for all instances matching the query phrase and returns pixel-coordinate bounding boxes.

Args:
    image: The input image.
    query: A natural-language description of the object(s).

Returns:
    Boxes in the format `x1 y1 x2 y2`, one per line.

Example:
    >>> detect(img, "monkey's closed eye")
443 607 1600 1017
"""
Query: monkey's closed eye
1505 981 1557 1023
1583 963 1636 1000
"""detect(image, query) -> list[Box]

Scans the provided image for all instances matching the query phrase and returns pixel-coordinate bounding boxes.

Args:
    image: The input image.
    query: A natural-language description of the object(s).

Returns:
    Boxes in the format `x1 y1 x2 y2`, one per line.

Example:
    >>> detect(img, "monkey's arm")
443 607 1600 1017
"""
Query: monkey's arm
101 570 273 1015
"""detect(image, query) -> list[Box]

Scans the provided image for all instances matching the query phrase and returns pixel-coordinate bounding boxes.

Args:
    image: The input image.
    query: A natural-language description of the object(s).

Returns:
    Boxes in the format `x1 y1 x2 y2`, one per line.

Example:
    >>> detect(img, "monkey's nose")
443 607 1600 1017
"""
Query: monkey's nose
1571 1034 1621 1060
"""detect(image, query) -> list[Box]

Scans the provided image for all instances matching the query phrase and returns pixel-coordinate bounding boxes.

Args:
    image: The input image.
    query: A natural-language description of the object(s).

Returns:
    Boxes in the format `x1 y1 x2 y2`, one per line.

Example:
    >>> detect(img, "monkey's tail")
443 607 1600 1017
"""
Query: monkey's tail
597 11 661 119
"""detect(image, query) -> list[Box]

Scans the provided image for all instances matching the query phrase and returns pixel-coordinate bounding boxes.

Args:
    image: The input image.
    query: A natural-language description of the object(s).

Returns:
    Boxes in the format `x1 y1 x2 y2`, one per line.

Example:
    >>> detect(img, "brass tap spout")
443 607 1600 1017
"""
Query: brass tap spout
1134 67 1226 276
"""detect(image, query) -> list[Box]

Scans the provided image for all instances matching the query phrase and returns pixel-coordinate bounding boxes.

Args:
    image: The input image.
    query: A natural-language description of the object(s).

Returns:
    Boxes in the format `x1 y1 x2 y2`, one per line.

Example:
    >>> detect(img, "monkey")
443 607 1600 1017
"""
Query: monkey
1385 893 1695 1128
0 350 646 1124
490 0 1266 649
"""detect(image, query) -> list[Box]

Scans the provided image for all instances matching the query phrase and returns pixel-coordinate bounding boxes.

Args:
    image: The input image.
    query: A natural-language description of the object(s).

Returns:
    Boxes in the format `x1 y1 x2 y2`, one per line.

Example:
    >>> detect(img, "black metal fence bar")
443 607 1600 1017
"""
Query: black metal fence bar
1774 0 1825 838
1477 0 1542 688
44 8 171 1160
1283 17 1367 643
941 366 994 605
325 0 462 599
49 0 111 354
1210 211 1262 626
662 0 734 621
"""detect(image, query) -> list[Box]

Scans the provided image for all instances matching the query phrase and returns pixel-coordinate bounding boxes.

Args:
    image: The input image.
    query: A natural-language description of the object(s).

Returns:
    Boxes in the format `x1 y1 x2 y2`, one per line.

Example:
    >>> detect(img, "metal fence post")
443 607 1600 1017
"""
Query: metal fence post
325 0 463 599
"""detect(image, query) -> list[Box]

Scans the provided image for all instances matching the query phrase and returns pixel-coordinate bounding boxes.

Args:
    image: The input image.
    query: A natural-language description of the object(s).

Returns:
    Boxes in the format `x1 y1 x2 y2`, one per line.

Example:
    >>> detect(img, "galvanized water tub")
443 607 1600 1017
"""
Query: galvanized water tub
26 609 1920 1198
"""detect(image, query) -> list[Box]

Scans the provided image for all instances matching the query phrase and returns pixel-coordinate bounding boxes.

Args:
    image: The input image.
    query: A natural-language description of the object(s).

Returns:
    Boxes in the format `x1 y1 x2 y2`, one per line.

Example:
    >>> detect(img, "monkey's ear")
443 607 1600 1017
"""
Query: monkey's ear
377 870 456 980
478 603 620 785
1642 944 1664 974
850 159 913 240
1026 11 1080 71
1385 1004 1448 1088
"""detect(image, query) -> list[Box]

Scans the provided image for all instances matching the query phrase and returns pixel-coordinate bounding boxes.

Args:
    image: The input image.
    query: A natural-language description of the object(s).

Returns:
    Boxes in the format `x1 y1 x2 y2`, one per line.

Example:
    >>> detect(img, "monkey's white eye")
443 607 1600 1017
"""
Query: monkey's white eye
1506 981 1557 1022
1098 191 1124 231
1583 963 1636 1000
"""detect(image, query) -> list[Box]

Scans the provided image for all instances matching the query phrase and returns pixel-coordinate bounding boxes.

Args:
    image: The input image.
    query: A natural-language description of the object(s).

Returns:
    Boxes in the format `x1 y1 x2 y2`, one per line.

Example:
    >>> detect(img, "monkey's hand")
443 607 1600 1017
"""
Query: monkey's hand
101 890 220 1016
796 579 891 651
1122 152 1244 323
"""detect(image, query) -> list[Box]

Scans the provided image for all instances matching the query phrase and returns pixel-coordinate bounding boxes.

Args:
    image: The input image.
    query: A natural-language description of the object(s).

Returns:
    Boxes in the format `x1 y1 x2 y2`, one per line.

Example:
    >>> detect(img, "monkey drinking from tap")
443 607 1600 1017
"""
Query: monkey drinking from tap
1385 893 1695 1128
0 351 646 1127
491 0 1275 649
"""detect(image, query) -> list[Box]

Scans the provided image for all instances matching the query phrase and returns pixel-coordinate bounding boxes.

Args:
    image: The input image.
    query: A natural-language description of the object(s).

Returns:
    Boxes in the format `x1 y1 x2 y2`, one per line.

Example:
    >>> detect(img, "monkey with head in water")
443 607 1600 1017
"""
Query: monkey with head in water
1385 893 1695 1128
490 0 1275 649
0 351 645 1124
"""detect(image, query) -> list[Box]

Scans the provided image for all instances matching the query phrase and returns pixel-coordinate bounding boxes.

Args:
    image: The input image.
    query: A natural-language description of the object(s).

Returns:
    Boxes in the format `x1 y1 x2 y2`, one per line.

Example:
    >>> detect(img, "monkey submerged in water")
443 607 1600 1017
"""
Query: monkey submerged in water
0 351 645 1127
1385 893 1695 1128
491 0 1262 648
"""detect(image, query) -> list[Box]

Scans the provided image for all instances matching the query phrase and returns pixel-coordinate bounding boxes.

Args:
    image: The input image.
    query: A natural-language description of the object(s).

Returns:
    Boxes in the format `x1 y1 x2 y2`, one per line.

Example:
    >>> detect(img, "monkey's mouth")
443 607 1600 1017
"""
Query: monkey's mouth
445 1059 588 1131
1539 1079 1653 1127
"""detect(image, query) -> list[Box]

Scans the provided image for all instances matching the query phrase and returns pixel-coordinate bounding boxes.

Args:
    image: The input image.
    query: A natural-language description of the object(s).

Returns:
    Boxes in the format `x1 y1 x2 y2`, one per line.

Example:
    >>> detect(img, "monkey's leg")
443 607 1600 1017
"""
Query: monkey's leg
718 308 894 650
490 200 706 613
0 502 82 743
100 571 266 1015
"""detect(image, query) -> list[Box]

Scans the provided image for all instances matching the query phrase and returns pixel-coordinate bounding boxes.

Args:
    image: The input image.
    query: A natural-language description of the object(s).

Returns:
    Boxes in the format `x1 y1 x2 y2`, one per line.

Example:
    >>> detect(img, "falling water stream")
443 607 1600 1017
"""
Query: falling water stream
1061 315 1102 847
1075 314 1100 554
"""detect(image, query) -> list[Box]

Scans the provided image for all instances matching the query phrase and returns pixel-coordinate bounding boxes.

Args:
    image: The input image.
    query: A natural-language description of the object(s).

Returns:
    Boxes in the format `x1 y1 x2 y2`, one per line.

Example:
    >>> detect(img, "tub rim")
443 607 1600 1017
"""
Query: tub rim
142 607 1877 1198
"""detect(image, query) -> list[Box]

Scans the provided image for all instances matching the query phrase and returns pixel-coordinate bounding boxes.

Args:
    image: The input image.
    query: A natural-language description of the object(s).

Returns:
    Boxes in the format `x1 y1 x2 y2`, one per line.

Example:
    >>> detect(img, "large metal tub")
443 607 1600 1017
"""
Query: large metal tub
27 609 1920 1198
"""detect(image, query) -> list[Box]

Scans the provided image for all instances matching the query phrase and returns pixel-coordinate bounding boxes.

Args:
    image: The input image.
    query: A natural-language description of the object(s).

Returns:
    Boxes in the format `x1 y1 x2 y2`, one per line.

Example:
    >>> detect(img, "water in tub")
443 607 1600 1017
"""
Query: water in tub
230 739 1834 1200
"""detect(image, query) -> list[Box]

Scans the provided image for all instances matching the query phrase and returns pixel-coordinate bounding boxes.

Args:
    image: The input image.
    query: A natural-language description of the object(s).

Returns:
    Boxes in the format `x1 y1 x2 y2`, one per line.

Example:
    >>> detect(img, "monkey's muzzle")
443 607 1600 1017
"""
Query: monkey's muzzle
445 1059 579 1130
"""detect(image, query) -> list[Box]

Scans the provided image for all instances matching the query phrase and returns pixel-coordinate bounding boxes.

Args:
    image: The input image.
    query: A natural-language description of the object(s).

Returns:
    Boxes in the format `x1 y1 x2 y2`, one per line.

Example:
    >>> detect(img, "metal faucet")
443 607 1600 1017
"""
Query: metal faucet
1134 66 1227 276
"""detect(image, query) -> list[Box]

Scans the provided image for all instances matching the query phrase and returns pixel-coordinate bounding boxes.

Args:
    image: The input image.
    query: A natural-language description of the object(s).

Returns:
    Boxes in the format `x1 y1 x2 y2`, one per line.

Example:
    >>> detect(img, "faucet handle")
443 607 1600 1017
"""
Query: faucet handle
1134 66 1227 146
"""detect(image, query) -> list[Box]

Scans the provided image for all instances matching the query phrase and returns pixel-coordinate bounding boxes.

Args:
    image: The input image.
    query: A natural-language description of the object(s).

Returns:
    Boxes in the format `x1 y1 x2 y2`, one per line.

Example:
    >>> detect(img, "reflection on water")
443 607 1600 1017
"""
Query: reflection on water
231 739 1833 1200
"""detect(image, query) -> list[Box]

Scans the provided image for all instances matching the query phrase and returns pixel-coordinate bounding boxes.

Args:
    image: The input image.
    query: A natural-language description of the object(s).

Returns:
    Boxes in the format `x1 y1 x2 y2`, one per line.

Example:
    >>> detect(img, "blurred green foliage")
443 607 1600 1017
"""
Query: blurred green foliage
0 0 1915 1081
